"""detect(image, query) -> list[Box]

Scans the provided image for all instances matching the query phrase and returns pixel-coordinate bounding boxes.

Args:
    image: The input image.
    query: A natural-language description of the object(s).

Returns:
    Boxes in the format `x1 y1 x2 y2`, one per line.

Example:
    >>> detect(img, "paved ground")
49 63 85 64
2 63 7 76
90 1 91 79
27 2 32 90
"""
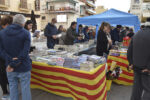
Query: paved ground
107 84 132 100
0 83 132 100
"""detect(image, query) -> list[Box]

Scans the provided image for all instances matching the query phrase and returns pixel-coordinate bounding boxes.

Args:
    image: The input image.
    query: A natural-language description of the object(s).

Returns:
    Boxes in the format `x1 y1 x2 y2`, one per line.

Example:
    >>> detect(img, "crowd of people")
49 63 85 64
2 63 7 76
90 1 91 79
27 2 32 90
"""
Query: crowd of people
0 13 149 100
96 22 135 58
44 18 95 48
0 14 31 100
0 15 96 100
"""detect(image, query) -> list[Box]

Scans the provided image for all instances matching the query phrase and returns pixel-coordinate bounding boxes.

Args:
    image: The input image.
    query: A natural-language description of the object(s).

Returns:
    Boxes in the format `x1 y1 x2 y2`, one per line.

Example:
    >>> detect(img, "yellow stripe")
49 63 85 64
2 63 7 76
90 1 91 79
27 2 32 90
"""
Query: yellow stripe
108 62 133 77
31 78 90 100
119 73 133 80
31 62 107 100
107 56 134 85
96 88 107 100
31 71 106 95
32 61 104 75
113 79 133 85
108 56 129 65
31 85 78 100
31 78 107 100
108 62 134 73
31 66 106 86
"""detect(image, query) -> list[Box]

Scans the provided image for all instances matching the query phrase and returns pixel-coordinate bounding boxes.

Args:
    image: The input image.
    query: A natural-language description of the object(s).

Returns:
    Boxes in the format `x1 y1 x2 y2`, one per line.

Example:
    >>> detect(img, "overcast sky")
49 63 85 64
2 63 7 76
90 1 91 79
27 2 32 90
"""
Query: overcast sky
96 0 131 12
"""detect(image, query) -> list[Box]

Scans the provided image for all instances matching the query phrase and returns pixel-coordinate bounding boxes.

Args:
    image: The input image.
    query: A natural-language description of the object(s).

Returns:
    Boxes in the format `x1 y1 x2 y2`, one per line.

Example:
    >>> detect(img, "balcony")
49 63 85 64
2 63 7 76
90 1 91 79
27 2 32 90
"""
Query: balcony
0 0 9 8
86 9 96 15
79 0 86 3
19 1 31 12
47 0 77 4
47 6 78 14
143 0 150 2
86 0 96 8
131 4 140 10
142 11 150 17
142 3 150 10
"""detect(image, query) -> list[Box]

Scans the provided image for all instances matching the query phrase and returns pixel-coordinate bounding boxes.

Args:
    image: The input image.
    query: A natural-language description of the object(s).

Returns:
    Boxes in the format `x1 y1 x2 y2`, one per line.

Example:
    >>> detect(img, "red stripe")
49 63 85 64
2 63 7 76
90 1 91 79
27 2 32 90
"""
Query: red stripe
107 60 128 68
32 64 105 80
31 71 106 90
31 79 107 100
31 82 82 100
108 56 127 60
107 60 133 77
102 91 107 100
122 70 134 77
107 65 133 77
118 77 133 83
108 65 133 77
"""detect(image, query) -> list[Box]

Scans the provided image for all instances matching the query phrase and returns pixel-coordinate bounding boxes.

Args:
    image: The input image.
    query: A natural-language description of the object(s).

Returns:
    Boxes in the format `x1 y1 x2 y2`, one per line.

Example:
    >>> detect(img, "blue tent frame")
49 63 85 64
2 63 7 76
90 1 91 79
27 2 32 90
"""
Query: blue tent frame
77 9 140 39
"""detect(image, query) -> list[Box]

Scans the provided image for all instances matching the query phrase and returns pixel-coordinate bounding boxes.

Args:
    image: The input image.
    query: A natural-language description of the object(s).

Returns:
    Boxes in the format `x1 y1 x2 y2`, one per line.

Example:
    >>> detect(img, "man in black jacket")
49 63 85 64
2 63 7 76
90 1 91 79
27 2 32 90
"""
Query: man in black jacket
127 23 150 100
64 22 82 45
44 18 58 49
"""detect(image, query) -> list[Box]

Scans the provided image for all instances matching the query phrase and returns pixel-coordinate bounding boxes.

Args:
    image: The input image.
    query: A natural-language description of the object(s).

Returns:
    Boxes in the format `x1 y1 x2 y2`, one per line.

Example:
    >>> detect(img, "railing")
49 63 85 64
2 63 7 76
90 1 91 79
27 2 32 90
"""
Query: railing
86 9 96 14
86 0 96 8
143 0 150 2
142 3 150 11
48 6 78 13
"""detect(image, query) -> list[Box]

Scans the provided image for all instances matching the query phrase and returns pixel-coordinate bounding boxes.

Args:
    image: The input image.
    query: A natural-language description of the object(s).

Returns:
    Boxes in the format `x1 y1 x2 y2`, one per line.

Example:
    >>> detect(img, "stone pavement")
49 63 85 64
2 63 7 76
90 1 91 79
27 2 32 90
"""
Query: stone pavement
107 84 132 100
0 83 132 100
31 83 132 100
32 83 132 100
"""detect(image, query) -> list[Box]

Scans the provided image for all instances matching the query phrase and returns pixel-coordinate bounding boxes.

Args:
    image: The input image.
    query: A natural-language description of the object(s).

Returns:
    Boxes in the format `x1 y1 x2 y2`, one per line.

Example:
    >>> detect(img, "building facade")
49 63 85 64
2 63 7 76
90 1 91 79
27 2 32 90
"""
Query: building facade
0 0 41 29
130 0 150 23
130 0 142 21
95 6 107 14
80 0 96 15
40 0 96 30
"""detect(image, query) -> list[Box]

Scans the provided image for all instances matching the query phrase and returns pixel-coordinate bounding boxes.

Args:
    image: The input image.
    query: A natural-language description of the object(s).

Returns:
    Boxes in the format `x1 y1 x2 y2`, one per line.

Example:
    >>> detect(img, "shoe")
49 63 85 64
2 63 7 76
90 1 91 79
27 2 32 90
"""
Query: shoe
1 95 10 100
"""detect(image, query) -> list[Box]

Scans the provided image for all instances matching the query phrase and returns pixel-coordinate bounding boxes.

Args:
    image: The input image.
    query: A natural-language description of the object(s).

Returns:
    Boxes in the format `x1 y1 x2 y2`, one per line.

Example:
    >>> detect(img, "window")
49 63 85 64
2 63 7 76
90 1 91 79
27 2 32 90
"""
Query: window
0 0 5 5
57 15 67 23
35 0 40 11
42 16 46 20
134 0 139 3
20 0 27 9
143 3 150 11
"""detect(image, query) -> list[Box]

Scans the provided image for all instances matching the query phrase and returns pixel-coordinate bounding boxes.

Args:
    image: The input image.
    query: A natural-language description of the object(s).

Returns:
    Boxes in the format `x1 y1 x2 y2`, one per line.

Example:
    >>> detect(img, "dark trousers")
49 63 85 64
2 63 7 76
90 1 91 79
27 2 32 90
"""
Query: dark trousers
47 42 55 49
0 59 9 94
131 71 150 100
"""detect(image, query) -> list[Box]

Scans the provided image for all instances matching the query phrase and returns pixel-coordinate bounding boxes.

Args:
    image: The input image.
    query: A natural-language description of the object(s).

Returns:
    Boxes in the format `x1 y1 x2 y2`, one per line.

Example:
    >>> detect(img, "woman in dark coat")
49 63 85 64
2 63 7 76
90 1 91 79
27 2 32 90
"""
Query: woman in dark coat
96 22 112 57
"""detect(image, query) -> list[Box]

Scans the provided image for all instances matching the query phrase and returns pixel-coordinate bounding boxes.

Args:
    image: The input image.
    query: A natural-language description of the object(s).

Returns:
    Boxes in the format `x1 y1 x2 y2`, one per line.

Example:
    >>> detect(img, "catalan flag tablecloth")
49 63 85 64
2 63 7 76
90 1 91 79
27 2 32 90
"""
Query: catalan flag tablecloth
107 56 134 85
31 61 107 100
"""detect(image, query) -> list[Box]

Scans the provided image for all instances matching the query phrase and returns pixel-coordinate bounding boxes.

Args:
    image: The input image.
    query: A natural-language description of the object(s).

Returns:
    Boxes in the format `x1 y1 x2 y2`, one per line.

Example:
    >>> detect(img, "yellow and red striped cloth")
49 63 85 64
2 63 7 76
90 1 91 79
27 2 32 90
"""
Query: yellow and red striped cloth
107 56 134 85
31 61 107 100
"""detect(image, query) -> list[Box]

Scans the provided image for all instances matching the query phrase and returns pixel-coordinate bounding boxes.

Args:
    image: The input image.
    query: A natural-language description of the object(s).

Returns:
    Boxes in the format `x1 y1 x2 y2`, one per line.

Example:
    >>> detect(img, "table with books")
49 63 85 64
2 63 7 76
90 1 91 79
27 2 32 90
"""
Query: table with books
107 49 134 86
30 42 107 100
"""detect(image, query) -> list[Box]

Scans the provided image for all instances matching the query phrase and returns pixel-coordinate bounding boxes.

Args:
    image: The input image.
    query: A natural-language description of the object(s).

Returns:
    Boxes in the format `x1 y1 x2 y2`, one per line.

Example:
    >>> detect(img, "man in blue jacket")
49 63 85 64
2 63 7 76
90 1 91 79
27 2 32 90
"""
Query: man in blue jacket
44 18 58 49
0 14 32 100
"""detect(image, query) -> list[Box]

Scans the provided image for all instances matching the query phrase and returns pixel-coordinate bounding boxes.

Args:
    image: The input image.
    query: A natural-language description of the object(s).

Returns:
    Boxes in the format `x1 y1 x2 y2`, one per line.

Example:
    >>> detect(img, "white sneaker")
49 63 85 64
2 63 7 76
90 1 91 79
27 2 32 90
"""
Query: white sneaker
1 95 10 100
